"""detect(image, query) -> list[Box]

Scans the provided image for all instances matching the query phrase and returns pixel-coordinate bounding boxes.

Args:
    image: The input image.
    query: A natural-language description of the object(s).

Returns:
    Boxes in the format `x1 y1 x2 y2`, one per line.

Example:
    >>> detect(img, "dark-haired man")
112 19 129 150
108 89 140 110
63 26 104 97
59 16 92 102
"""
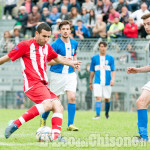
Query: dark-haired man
2 23 81 141
89 41 116 119
41 20 79 131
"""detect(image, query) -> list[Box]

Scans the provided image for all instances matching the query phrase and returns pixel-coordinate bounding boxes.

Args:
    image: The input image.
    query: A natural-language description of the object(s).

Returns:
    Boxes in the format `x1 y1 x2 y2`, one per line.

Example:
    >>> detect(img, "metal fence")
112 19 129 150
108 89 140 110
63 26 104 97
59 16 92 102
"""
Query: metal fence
0 38 149 111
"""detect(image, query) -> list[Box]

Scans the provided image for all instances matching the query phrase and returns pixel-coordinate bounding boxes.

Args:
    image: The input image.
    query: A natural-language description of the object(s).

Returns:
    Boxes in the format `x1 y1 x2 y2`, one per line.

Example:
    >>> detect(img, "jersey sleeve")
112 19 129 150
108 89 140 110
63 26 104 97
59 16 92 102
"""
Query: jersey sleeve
8 41 27 61
51 42 58 53
47 45 58 61
110 56 115 71
73 42 78 56
90 57 95 72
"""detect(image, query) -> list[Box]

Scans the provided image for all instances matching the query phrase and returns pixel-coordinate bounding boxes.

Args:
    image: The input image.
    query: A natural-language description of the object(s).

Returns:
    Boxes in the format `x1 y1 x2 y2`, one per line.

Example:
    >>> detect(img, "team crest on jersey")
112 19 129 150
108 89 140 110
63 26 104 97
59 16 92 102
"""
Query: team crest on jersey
67 47 70 50
105 60 108 65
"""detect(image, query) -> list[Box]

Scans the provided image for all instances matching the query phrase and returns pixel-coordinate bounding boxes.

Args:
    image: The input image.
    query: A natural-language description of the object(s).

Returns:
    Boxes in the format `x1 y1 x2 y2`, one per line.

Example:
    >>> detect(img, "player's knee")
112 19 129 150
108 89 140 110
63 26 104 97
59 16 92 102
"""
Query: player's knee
136 97 147 109
68 96 75 103
53 100 63 113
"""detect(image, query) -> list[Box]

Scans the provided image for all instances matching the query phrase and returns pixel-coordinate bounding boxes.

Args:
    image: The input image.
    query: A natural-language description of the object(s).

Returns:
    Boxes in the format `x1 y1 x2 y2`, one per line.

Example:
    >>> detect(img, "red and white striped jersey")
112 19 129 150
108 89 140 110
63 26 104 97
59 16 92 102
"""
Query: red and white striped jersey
8 38 58 92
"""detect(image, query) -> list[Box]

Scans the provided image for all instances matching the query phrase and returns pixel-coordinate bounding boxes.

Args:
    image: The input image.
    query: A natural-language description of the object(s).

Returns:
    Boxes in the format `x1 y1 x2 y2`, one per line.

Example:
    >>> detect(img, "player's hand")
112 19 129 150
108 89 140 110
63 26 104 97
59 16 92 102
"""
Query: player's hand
89 84 93 91
127 67 139 74
76 65 80 71
72 61 82 69
110 80 115 86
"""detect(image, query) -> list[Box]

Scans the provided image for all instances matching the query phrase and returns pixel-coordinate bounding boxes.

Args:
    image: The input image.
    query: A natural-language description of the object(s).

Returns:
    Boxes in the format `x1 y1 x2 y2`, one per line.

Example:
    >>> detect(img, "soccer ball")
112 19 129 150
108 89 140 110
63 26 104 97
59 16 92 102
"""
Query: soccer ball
36 126 52 142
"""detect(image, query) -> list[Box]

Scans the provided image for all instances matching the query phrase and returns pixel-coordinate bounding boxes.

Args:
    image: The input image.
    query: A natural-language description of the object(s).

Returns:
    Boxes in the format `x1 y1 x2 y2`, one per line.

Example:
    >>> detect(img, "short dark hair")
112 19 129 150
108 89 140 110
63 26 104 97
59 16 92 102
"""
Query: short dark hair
141 13 150 20
98 41 107 47
36 23 51 33
59 20 71 29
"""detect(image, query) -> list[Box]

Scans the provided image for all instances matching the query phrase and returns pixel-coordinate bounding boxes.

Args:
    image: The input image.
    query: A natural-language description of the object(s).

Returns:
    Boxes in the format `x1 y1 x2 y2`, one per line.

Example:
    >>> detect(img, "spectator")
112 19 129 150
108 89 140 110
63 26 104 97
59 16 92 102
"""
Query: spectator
24 5 41 37
80 7 89 26
68 7 81 25
59 5 70 21
59 0 71 12
14 6 28 32
0 31 14 53
93 15 106 38
2 0 17 20
102 0 112 23
107 17 124 38
87 9 96 37
123 16 138 38
48 6 60 25
120 6 131 25
108 7 120 25
70 20 76 38
41 0 55 13
16 91 25 109
40 7 50 25
116 0 127 13
82 0 95 12
22 0 35 14
78 63 92 110
126 0 139 12
12 28 24 45
75 20 90 39
95 0 104 15
69 0 81 13
51 18 62 39
131 2 149 38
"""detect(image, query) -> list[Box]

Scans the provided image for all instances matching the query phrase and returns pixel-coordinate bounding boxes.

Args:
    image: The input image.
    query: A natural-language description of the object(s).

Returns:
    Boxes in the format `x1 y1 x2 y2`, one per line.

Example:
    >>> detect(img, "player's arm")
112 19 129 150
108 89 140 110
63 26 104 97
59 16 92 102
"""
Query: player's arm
89 71 95 91
0 55 10 65
127 65 150 74
53 55 81 69
47 59 59 65
73 55 80 71
110 71 116 86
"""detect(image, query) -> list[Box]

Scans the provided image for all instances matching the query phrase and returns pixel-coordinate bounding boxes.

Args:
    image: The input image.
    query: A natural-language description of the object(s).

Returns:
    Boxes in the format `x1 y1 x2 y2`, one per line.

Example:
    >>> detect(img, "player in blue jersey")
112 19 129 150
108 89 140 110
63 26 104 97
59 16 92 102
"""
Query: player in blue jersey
89 41 116 119
127 13 150 142
40 20 79 131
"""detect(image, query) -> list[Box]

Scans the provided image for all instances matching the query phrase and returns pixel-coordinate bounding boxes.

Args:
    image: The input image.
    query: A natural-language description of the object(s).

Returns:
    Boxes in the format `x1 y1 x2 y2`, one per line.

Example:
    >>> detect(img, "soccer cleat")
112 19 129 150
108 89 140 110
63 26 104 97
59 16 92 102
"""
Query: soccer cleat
132 136 149 143
5 121 18 139
105 113 109 119
67 125 79 131
40 118 46 127
92 115 100 119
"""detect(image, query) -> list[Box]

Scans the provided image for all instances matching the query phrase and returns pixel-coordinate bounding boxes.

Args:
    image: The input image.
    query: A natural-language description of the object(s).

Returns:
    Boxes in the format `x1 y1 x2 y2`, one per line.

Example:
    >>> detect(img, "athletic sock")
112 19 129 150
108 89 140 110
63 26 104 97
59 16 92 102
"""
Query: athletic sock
42 111 50 120
14 104 45 128
95 102 101 116
137 109 148 141
105 101 110 114
51 113 63 140
68 103 76 126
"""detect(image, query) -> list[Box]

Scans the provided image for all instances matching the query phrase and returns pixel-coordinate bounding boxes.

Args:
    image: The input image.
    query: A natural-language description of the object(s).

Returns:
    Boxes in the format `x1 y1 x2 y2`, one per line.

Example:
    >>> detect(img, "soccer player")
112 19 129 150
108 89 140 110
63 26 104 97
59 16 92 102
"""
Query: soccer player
127 13 150 142
41 20 79 131
0 23 81 141
89 41 116 119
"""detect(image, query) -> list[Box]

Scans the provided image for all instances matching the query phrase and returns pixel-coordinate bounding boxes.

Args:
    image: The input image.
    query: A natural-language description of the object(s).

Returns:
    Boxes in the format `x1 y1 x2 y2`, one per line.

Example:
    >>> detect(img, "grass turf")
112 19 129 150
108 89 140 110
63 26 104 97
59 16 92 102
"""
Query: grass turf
0 109 149 150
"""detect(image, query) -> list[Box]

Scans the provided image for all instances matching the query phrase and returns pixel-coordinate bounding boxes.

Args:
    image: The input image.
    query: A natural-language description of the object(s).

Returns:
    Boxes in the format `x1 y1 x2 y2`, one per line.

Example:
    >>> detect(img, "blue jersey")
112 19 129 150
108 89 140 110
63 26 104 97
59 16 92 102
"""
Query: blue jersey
90 54 115 85
50 38 78 74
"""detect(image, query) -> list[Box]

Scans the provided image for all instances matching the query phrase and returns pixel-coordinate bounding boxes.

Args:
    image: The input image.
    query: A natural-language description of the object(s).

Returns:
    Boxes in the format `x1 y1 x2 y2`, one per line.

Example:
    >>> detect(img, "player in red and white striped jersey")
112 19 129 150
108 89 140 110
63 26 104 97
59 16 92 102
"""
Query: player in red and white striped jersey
0 23 81 141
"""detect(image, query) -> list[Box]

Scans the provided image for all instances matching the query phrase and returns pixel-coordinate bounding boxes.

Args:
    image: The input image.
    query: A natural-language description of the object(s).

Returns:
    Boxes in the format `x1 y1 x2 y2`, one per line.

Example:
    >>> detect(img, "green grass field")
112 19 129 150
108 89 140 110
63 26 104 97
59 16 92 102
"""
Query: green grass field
0 109 150 150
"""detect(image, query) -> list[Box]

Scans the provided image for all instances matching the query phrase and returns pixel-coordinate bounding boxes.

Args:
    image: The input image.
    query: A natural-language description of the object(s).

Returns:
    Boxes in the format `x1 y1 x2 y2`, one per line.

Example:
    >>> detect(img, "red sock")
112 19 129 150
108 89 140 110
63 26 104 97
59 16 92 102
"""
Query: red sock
51 113 63 140
14 104 44 128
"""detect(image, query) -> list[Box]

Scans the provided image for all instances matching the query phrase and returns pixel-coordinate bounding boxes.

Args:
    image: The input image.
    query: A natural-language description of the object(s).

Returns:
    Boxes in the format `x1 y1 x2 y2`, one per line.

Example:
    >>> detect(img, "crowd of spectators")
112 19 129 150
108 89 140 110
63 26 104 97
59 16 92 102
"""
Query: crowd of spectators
1 0 150 46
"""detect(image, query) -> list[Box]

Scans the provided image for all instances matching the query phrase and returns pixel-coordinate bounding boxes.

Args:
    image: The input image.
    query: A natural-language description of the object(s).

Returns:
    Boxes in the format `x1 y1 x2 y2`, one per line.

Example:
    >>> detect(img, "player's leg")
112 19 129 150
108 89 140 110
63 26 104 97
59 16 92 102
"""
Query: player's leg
103 85 111 119
93 84 102 119
136 89 150 141
66 91 78 131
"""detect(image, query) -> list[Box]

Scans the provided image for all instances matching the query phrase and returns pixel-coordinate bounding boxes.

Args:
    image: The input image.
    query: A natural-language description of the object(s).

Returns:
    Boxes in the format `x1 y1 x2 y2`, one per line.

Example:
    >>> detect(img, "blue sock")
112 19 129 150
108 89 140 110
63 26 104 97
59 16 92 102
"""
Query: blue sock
68 103 76 126
137 109 148 141
105 101 110 114
42 111 50 120
95 102 101 116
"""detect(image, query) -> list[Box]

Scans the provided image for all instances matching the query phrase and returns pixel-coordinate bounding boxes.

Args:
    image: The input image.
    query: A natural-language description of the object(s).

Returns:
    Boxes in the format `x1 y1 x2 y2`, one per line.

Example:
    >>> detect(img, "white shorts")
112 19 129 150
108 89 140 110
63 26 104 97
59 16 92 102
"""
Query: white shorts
93 84 112 99
142 81 150 91
49 72 77 96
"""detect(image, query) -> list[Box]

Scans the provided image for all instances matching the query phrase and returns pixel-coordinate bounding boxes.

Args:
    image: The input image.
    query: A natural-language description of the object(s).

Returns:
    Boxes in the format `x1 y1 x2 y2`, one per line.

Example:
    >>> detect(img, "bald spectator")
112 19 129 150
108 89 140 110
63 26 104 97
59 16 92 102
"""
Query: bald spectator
22 0 35 14
24 5 41 37
82 0 95 13
123 17 138 38
131 2 149 37
93 15 106 38
107 17 124 38
59 5 70 21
